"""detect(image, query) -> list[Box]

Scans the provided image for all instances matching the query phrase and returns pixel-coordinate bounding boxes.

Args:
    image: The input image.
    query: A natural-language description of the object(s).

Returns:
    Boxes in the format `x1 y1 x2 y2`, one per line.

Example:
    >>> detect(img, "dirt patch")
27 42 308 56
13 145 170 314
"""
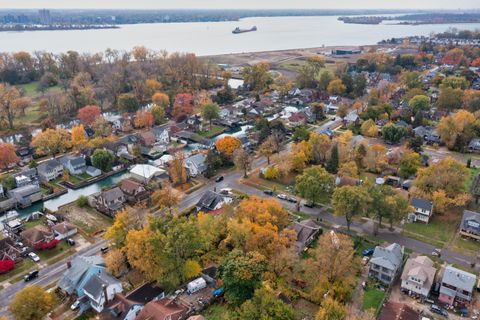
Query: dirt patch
293 298 318 320
58 204 112 238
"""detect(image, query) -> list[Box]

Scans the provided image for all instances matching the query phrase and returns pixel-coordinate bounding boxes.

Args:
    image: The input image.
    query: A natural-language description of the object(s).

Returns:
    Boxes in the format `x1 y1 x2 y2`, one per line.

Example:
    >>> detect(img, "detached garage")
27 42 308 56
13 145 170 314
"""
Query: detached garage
53 222 78 240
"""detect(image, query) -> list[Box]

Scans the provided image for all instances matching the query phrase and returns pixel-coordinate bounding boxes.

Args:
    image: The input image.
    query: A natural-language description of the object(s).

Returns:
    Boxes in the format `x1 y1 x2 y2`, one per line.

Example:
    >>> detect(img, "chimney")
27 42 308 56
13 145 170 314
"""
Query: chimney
66 260 72 269
103 284 109 307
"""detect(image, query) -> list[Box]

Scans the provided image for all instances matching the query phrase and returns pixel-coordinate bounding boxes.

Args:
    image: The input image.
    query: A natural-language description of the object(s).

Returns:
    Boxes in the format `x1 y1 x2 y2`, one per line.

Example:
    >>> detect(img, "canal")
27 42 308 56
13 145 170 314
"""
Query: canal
18 171 131 216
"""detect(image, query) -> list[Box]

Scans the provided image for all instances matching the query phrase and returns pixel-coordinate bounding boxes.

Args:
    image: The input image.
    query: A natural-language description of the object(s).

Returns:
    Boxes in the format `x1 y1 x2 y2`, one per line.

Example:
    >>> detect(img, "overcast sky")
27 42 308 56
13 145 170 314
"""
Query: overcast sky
0 0 479 10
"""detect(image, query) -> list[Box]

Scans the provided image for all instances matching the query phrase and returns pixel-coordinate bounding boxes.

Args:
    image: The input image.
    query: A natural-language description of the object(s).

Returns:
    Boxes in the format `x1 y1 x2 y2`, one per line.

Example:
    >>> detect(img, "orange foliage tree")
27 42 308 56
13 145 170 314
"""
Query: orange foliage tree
77 105 101 126
172 93 193 122
442 48 465 66
134 111 154 128
0 143 19 169
236 196 290 229
152 92 170 108
215 136 241 159
71 124 87 150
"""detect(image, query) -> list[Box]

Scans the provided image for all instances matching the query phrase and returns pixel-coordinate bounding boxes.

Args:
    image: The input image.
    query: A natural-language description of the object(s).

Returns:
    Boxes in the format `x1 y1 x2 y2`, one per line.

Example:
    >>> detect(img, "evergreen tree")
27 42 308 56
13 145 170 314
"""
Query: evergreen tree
326 144 339 173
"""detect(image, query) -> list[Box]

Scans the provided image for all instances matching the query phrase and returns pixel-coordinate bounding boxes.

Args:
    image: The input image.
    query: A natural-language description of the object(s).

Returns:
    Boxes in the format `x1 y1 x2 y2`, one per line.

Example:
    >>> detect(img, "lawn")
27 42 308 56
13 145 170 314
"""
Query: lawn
68 175 85 185
198 125 225 138
363 286 385 312
277 59 337 75
466 167 480 190
449 234 480 257
0 259 35 283
403 215 458 248
13 105 48 127
202 303 233 320
18 81 61 98
36 240 74 261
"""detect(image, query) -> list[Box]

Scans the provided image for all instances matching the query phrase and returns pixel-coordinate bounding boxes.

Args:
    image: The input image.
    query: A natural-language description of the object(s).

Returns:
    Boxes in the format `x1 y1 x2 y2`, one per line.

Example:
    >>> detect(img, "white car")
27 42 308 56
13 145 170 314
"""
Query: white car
70 300 81 311
28 252 40 262
277 194 288 200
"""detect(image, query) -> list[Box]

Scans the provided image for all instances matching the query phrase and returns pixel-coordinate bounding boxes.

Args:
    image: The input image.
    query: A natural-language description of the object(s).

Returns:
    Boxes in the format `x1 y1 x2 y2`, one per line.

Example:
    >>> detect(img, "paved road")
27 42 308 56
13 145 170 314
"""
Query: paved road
0 239 106 318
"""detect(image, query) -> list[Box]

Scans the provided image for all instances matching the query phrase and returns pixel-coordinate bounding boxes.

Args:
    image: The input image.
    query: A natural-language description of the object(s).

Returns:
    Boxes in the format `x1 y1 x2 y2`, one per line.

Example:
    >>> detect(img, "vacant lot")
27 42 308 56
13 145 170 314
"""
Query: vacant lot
403 211 459 248
58 204 112 239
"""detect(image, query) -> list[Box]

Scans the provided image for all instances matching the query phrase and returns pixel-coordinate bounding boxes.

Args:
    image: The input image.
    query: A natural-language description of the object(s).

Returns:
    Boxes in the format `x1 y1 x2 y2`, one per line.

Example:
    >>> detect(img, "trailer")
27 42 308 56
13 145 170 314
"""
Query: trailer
187 277 207 294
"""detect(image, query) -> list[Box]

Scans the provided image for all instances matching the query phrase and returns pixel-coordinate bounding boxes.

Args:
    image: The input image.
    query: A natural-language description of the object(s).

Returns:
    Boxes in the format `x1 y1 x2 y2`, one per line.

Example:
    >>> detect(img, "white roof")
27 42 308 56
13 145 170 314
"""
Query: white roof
129 164 166 179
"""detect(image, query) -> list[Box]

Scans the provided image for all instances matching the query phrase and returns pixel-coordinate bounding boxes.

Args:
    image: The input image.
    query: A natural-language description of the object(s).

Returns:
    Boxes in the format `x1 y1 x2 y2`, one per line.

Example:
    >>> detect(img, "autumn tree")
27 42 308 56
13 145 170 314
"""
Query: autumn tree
289 140 313 172
31 128 71 158
92 149 114 172
258 135 276 164
295 166 334 206
169 152 187 185
152 184 181 213
238 287 295 320
408 95 430 115
105 248 128 277
77 105 101 126
117 93 140 113
0 83 22 129
152 92 170 108
233 148 251 178
332 186 371 230
338 161 359 178
360 119 378 137
9 285 54 320
242 62 271 93
216 136 241 159
436 86 464 111
150 104 166 125
327 79 346 96
385 193 410 230
236 196 290 229
0 143 19 170
104 208 144 248
272 75 294 98
316 298 347 320
134 110 154 128
309 132 331 164
437 110 476 150
219 249 267 306
91 116 112 137
464 89 480 112
398 151 421 179
202 103 220 129
71 124 87 150
173 93 193 122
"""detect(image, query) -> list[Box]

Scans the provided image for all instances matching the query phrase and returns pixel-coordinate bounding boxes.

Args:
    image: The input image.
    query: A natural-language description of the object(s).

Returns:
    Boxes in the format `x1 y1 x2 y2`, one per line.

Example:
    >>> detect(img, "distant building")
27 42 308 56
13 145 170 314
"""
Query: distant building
38 9 51 25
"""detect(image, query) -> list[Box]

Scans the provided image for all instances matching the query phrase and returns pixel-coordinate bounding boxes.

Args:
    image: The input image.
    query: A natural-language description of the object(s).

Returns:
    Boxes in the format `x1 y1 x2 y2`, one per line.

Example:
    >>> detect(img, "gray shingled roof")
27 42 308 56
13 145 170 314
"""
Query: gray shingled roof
83 272 121 300
442 265 476 293
411 198 433 211
58 255 105 294
370 243 403 271
102 187 124 203
461 210 480 235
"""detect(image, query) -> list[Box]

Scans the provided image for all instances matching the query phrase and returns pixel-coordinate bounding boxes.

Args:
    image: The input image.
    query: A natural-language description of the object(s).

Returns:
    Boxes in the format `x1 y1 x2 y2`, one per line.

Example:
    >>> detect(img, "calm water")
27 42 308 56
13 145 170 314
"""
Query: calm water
1 16 480 55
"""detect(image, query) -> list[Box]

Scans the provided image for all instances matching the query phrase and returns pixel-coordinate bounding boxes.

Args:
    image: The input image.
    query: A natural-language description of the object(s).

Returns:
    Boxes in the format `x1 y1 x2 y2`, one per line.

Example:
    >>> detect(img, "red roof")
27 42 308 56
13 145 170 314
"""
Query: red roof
288 112 307 123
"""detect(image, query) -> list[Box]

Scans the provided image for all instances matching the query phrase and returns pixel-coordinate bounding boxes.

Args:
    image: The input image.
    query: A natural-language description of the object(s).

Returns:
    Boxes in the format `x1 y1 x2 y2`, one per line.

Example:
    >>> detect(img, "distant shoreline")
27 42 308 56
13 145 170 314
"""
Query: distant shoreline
0 24 119 32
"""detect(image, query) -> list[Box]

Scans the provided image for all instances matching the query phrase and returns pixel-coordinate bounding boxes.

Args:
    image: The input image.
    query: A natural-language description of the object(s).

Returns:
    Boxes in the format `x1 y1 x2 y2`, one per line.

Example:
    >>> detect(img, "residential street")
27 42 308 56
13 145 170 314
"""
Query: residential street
0 239 106 318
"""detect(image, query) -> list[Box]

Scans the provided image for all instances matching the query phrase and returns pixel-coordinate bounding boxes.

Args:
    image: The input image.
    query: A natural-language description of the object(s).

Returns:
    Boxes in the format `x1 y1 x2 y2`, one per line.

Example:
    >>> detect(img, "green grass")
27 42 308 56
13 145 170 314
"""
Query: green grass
403 218 457 248
202 303 233 320
36 241 74 261
449 236 480 257
24 218 45 230
466 167 480 191
198 125 225 138
68 175 85 185
78 172 91 180
18 81 61 98
13 105 48 127
363 286 386 312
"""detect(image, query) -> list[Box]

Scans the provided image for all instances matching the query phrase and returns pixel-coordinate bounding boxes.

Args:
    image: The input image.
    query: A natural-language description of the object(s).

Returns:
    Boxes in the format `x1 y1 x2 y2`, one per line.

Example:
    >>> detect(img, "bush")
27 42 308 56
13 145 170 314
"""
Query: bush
76 195 88 207
263 166 280 180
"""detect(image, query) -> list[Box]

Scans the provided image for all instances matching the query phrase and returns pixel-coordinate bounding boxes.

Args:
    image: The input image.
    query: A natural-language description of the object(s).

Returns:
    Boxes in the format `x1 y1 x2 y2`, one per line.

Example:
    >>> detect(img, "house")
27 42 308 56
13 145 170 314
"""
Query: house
52 222 78 240
343 112 360 127
37 159 63 181
459 209 480 241
291 219 321 253
8 184 42 208
368 243 404 285
196 190 233 212
0 238 21 262
86 166 102 177
137 131 157 147
120 179 149 203
439 265 477 305
378 301 421 320
100 283 165 320
14 175 32 188
400 256 436 298
185 153 207 177
89 187 126 216
60 155 87 175
20 225 56 249
58 255 106 297
104 141 130 159
469 138 480 153
288 112 307 127
136 298 189 320
413 126 440 145
129 164 166 184
152 126 170 144
410 198 433 223
83 272 123 313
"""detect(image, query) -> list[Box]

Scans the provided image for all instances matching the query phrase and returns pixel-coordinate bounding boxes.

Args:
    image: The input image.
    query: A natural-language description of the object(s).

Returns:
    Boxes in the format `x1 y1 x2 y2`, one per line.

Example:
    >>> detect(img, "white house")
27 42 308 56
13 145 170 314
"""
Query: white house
410 198 434 223
153 126 171 144
401 256 437 298
83 272 123 313
185 153 207 177
60 155 87 175
52 222 78 240
37 159 63 182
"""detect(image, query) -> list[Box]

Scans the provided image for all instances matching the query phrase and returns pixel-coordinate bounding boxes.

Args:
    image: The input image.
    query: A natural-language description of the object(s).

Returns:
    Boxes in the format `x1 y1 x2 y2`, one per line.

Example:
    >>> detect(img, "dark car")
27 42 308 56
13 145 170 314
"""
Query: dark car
263 189 273 196
215 176 224 182
362 248 375 256
100 247 109 254
287 197 297 203
66 238 75 246
24 270 39 282
303 201 314 208
430 304 448 317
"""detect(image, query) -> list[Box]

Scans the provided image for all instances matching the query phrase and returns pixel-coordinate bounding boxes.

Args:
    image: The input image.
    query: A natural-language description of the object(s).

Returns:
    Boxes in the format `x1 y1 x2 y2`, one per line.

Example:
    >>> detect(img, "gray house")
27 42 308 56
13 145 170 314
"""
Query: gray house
37 159 63 181
8 184 42 208
439 265 477 305
368 243 404 285
459 209 480 241
291 219 321 253
89 187 126 216
60 155 87 175
185 153 207 177
410 198 434 223
469 138 480 153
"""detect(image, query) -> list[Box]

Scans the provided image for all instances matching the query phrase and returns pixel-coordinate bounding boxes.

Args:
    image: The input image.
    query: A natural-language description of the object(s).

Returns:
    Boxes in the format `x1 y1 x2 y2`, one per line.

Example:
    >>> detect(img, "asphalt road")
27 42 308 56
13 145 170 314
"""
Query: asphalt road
0 239 106 318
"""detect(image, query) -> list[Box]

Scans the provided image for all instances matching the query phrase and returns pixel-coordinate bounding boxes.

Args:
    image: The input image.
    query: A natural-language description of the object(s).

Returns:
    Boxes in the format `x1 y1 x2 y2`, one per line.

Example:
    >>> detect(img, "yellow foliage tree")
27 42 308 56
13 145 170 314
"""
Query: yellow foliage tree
9 285 54 320
71 124 87 150
31 128 71 158
105 248 128 277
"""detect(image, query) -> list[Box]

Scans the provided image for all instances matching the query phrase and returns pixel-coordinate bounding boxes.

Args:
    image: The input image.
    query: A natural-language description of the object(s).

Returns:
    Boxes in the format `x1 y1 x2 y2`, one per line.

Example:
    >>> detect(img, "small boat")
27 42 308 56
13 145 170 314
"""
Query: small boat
232 26 257 34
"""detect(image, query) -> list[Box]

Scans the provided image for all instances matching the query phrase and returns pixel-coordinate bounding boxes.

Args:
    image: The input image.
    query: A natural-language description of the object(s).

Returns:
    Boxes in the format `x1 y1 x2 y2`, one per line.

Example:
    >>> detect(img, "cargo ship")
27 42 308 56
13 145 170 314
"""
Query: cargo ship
232 26 257 34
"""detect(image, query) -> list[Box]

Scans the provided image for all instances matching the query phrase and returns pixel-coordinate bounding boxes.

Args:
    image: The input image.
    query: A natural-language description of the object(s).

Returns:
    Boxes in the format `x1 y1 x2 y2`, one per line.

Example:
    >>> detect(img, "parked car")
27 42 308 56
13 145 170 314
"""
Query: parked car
431 248 442 257
215 176 224 182
70 300 81 311
362 256 370 265
100 247 109 254
430 304 448 317
303 201 314 208
66 238 75 246
287 197 297 203
28 252 40 262
277 194 288 200
24 270 39 282
263 189 273 196
362 248 375 256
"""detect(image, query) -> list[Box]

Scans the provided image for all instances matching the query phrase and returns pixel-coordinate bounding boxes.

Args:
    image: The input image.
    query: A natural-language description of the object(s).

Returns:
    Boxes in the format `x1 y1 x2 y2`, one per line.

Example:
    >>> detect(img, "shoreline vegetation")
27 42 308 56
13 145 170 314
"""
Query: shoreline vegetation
339 13 480 25
0 24 118 32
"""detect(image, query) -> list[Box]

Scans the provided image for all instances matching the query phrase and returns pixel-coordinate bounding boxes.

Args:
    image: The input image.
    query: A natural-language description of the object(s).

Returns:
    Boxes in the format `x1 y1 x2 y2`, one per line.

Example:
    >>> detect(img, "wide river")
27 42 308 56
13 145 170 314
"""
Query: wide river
1 15 480 55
